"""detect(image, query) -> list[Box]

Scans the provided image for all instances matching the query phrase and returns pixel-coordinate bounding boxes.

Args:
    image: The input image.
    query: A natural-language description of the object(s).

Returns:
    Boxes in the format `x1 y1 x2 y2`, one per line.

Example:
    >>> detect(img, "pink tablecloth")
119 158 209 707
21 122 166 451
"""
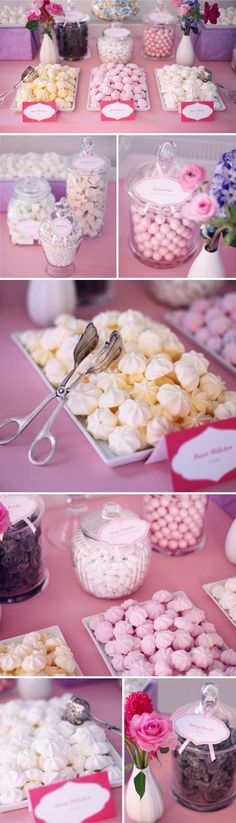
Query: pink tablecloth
0 39 235 134
119 182 236 278
0 280 236 493
0 679 122 822
0 182 116 279
0 497 235 675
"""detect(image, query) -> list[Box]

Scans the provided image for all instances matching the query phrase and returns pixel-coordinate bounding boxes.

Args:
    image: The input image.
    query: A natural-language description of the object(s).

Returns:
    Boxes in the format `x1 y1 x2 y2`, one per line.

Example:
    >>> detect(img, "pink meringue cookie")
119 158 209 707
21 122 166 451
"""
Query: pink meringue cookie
152 590 172 603
186 667 206 676
104 640 117 656
165 608 178 620
133 637 142 650
172 597 192 612
208 633 224 648
124 651 145 669
114 621 134 637
95 621 114 643
174 618 194 632
154 615 173 631
111 655 125 672
190 624 204 638
145 602 165 620
191 647 212 669
141 634 156 656
196 632 215 649
201 622 216 633
151 648 172 664
170 650 191 672
127 661 154 675
224 666 236 675
89 614 104 630
104 606 124 623
221 649 236 666
115 636 135 655
155 630 173 649
136 622 154 638
172 630 192 651
154 661 173 675
126 606 147 627
121 599 138 611
185 608 205 623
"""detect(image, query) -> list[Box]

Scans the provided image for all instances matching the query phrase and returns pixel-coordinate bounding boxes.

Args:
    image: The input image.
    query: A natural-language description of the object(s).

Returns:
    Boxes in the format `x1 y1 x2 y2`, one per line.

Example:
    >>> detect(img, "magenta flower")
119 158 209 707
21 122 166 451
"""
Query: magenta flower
0 503 12 536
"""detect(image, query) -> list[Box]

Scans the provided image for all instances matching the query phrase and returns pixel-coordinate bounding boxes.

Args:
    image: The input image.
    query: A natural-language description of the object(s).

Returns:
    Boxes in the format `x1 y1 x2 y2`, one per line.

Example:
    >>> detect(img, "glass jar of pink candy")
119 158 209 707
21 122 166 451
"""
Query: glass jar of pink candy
126 141 199 269
143 494 208 556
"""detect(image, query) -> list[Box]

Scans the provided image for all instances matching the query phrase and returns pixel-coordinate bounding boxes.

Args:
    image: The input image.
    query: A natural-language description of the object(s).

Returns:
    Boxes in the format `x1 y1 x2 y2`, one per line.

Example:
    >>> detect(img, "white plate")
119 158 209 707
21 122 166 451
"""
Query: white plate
203 579 236 630
165 311 236 377
0 624 82 676
82 589 234 677
87 67 151 111
11 68 80 113
154 69 225 112
12 331 153 467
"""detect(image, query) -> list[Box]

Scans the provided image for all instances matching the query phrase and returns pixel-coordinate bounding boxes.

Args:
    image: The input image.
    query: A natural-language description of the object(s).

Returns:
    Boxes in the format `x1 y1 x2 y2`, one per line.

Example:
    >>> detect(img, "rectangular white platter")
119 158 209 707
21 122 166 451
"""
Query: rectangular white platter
82 589 234 677
0 624 82 676
11 68 80 113
12 331 153 467
87 68 151 111
165 310 236 377
203 579 236 630
154 69 225 112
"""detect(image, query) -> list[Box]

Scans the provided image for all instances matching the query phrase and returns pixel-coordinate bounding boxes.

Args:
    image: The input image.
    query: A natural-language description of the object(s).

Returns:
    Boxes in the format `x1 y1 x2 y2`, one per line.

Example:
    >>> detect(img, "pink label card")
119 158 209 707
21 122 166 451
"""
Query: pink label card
22 101 57 122
100 99 135 121
167 418 236 491
28 773 115 823
98 517 149 546
181 101 214 122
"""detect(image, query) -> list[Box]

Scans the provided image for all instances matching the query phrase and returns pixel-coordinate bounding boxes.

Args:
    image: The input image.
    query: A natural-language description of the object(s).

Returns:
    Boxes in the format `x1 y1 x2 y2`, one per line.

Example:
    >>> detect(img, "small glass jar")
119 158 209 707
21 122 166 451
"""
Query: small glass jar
67 137 110 238
55 8 89 61
97 23 133 63
142 1 176 59
7 177 55 246
71 501 151 598
91 0 140 21
149 280 224 307
232 41 236 72
171 682 236 812
143 494 208 556
126 141 198 269
0 495 48 603
39 197 83 276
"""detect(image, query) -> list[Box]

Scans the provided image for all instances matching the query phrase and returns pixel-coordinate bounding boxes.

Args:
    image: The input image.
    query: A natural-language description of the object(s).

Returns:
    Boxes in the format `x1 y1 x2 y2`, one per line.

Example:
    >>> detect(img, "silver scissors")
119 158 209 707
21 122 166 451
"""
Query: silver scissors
0 326 122 467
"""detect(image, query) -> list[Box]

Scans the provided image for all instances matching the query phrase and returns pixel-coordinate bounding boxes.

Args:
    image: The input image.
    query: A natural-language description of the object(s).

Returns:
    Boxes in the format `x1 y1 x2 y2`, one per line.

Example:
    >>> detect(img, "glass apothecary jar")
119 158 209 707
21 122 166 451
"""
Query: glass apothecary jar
91 0 140 21
126 141 198 269
39 197 83 276
142 1 176 59
232 41 236 72
97 23 133 64
171 682 236 812
71 501 151 598
143 494 208 556
0 495 48 603
55 8 90 61
148 280 224 307
7 177 55 246
67 137 110 238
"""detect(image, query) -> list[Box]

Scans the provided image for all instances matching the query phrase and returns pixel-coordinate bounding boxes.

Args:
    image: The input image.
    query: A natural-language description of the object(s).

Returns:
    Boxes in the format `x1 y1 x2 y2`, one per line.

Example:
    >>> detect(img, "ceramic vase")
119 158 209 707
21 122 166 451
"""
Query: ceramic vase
188 245 227 278
225 519 236 564
126 766 164 823
26 281 77 325
176 33 195 66
39 32 59 65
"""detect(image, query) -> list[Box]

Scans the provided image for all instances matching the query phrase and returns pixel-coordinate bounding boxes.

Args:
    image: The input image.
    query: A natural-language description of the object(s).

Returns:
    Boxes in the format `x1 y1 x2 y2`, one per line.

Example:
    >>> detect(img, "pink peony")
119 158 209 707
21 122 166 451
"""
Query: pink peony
129 711 177 753
179 164 206 191
45 2 64 13
0 503 12 535
179 4 190 15
183 192 217 222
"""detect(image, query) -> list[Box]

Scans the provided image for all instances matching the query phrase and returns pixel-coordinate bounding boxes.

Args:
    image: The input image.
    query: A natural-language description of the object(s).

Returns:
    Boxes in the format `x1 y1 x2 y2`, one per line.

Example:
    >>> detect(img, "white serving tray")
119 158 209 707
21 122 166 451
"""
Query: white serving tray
154 69 225 112
82 589 234 677
11 68 80 113
203 579 236 630
87 67 151 111
0 624 82 676
165 310 236 377
12 331 153 467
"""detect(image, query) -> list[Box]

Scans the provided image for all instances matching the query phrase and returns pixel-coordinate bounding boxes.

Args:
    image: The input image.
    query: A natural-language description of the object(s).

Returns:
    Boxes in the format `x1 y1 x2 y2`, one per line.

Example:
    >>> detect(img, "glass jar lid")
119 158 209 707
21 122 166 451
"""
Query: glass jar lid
13 177 51 203
171 682 236 757
145 1 175 25
80 501 149 543
55 2 89 23
0 494 43 533
103 22 131 38
127 141 191 211
68 137 110 175
39 197 83 245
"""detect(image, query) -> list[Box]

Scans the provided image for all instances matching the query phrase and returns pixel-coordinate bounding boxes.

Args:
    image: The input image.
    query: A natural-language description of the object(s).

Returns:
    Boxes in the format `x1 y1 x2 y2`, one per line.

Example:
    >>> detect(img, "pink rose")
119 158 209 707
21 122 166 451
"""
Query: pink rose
179 4 190 15
179 164 206 191
129 712 177 753
0 503 12 536
171 0 182 7
45 2 64 14
183 192 217 222
27 10 40 19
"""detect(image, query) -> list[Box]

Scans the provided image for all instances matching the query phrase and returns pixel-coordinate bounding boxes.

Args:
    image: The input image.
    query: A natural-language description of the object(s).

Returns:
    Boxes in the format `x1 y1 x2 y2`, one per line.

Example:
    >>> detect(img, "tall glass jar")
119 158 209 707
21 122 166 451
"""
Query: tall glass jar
143 494 208 556
71 501 151 598
0 495 48 603
126 141 198 269
171 682 236 812
97 23 133 63
142 1 176 59
39 197 83 276
148 280 224 307
55 8 90 60
91 0 140 21
7 177 55 245
67 137 110 238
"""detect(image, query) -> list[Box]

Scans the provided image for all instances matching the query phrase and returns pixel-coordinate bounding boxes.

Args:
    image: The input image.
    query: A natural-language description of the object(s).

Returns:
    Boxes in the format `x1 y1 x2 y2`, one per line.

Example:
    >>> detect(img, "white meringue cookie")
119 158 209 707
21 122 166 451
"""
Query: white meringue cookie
84 755 113 771
145 355 173 381
40 755 69 772
87 408 118 440
200 372 225 400
98 388 128 408
174 360 200 391
67 385 101 416
24 768 45 782
17 750 38 770
0 653 21 671
180 350 209 375
41 326 68 352
118 352 146 375
44 358 67 388
146 415 173 446
139 329 166 356
118 399 151 427
21 652 46 674
70 755 87 773
108 425 145 455
96 372 127 391
157 385 192 417
214 401 236 420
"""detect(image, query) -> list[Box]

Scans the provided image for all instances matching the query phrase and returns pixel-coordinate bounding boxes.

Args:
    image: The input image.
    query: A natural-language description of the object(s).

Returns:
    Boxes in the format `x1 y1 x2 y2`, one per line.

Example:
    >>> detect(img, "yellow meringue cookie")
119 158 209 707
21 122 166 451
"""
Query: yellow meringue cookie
179 350 209 375
214 400 236 420
108 425 145 456
157 385 192 418
87 409 118 440
138 329 166 357
118 352 147 375
44 358 67 388
118 399 151 427
96 372 128 392
174 359 200 392
130 381 158 405
145 355 174 381
200 373 225 400
146 415 173 446
66 385 101 416
32 348 52 368
191 389 214 414
98 389 128 409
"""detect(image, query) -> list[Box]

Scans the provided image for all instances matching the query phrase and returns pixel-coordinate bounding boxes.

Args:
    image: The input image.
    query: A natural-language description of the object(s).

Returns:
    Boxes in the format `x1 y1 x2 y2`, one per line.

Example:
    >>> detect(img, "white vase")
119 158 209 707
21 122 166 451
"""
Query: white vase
126 766 164 823
188 244 227 279
39 32 59 65
176 33 195 66
27 281 77 326
225 519 236 564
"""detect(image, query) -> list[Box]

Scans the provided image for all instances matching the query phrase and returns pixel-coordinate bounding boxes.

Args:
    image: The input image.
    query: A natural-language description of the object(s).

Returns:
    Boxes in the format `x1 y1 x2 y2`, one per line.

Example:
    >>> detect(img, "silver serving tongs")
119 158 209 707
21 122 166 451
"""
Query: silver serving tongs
62 695 122 736
0 66 38 106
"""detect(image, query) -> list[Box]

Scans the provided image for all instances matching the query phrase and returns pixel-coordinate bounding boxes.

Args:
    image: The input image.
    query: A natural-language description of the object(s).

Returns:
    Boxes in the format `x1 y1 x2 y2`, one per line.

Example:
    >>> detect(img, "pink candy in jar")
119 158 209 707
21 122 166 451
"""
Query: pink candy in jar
142 3 175 59
143 494 208 556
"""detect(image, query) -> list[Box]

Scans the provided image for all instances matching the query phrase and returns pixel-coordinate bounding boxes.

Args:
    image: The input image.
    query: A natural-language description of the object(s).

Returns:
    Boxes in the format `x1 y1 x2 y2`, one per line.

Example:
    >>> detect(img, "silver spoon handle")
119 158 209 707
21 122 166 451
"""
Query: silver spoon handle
0 79 21 103
92 716 122 736
28 398 65 466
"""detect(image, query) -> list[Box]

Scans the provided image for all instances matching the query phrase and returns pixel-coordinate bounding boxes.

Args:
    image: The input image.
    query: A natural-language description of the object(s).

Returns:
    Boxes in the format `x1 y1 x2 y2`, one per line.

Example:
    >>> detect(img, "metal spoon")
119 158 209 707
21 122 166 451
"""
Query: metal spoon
0 65 38 106
197 67 236 102
60 322 99 387
62 696 122 736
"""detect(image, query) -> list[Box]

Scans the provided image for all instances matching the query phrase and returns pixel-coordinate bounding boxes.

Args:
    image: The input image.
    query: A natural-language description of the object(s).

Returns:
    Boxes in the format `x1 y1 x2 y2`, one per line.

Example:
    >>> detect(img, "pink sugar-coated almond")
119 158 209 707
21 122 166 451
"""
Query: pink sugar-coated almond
170 650 191 672
174 618 194 632
145 602 166 620
114 621 134 637
154 661 173 676
152 590 172 603
111 655 125 672
141 634 156 656
136 623 154 638
155 630 173 649
191 647 213 669
221 649 236 665
172 630 192 651
126 606 147 626
121 599 138 610
104 606 124 624
154 615 173 631
95 621 114 643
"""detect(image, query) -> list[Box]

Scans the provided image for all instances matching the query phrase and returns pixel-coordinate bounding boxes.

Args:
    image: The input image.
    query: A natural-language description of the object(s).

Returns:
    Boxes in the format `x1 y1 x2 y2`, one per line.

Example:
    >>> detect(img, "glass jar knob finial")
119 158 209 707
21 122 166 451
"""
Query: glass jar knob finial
157 141 177 175
101 502 121 520
54 197 73 217
82 137 94 156
201 682 219 713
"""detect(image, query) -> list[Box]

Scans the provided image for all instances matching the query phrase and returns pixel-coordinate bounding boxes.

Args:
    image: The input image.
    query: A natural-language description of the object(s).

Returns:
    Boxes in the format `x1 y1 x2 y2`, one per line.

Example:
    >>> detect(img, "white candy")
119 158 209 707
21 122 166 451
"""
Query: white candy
0 153 66 180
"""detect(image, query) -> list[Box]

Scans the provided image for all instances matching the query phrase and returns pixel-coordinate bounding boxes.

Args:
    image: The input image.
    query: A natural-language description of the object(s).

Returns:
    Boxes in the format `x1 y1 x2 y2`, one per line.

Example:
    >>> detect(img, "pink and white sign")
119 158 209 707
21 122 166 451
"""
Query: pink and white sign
28 773 115 823
100 99 135 121
22 102 57 122
98 517 149 545
174 713 230 761
181 101 214 122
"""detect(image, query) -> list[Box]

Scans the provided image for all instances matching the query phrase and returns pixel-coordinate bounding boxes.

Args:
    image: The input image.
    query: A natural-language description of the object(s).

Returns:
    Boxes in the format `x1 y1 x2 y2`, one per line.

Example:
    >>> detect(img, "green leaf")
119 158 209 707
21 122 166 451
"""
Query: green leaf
223 228 236 247
125 763 134 772
134 770 146 800
26 20 38 30
160 747 169 754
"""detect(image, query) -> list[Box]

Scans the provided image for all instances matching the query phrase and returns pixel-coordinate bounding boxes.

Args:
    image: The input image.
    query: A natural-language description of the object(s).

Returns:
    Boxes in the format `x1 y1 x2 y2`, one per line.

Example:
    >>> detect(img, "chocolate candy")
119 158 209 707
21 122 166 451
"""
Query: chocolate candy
56 21 88 61
172 723 236 810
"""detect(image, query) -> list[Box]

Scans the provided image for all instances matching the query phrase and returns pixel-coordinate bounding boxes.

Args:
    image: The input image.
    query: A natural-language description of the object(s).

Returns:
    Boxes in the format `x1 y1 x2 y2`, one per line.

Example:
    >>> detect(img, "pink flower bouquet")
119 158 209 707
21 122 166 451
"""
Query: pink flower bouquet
125 692 176 799
26 0 64 39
